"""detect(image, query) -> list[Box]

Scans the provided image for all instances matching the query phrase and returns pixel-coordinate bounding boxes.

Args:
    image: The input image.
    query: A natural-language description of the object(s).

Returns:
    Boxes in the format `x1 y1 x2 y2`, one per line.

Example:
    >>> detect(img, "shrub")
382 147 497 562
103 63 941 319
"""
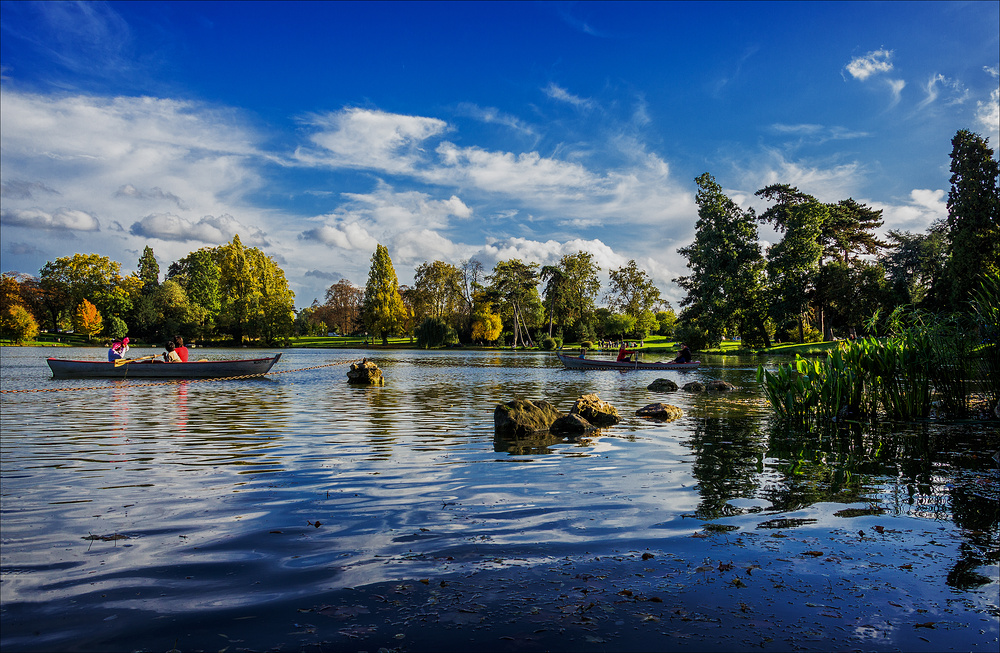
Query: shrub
104 315 128 340
540 336 563 350
673 322 709 351
415 317 458 348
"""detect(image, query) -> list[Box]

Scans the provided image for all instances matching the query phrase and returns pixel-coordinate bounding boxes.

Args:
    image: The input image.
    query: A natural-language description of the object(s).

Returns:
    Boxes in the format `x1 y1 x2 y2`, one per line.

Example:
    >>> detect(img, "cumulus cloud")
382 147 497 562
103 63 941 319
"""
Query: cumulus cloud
300 223 379 251
870 188 947 233
1 207 100 231
297 185 472 261
1 179 60 200
129 213 269 247
845 49 894 81
296 108 448 173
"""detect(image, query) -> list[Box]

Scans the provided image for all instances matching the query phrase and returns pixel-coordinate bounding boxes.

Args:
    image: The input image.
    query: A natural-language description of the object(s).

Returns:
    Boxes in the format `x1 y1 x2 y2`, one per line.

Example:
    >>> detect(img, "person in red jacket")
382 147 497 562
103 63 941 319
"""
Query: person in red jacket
173 335 189 362
616 344 636 362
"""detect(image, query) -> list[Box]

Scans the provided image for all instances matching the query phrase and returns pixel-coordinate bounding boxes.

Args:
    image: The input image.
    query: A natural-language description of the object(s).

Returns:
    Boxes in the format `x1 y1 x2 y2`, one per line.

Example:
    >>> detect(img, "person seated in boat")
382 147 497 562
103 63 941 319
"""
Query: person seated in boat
616 344 637 362
672 343 692 364
108 337 129 361
172 335 189 362
162 340 182 363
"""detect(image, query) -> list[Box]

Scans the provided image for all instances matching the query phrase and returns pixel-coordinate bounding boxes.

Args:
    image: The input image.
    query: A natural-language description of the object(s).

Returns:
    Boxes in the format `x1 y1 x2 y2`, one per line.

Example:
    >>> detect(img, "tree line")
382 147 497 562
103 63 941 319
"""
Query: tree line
674 129 999 349
2 129 996 350
0 234 295 346
297 244 676 349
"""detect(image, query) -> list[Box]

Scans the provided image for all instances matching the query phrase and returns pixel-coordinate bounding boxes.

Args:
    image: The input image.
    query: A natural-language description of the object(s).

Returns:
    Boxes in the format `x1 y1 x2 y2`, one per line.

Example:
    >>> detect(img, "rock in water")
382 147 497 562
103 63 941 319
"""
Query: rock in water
635 403 683 421
570 393 621 426
347 359 384 386
494 399 564 437
705 380 735 391
551 413 596 434
647 378 679 392
682 381 705 392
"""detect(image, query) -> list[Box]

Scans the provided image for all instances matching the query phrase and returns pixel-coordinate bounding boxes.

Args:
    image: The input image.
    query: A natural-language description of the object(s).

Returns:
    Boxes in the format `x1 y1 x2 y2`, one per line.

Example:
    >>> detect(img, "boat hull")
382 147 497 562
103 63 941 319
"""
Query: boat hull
47 354 282 379
557 353 700 371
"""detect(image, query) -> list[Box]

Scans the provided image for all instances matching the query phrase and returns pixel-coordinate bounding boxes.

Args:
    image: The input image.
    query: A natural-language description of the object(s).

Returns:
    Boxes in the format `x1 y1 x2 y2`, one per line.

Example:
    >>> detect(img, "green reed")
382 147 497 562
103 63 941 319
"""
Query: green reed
757 291 994 423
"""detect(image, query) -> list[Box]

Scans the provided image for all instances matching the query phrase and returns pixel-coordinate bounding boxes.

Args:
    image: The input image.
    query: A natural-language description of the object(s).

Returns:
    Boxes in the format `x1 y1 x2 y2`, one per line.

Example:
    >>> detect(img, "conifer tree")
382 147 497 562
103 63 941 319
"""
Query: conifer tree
362 244 407 345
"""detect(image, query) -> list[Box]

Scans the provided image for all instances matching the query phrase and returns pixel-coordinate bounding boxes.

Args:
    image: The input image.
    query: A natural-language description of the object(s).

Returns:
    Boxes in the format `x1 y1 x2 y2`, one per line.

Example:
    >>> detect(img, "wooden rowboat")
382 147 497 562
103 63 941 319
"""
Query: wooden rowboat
46 353 282 379
557 353 700 371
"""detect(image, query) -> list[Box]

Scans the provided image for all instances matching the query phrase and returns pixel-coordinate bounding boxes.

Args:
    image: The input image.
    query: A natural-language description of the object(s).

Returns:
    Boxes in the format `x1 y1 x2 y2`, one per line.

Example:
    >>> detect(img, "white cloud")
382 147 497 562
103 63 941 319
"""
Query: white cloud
917 74 968 109
886 78 906 107
985 66 999 79
296 108 448 173
737 149 864 204
770 124 870 144
976 88 1000 142
129 213 268 246
297 185 472 259
299 223 379 252
845 49 894 81
869 188 947 233
0 88 275 274
0 207 100 231
455 103 537 137
543 83 595 110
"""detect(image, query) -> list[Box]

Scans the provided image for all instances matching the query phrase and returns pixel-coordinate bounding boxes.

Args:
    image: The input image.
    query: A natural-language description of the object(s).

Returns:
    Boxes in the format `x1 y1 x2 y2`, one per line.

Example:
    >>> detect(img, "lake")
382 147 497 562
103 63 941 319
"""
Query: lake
1 346 997 652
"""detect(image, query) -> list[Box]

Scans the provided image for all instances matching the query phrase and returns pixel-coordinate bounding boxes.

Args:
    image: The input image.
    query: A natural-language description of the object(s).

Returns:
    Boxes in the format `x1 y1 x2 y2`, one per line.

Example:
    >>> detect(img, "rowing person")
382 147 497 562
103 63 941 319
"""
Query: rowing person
672 343 692 364
616 343 637 362
108 337 129 361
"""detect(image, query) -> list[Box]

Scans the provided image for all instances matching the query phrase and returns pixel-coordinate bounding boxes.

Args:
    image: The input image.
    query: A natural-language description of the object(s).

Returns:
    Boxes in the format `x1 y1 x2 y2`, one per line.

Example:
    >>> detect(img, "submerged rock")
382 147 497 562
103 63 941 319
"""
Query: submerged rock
551 413 596 434
494 399 564 437
635 403 683 421
705 380 735 392
347 359 384 386
647 378 679 392
682 381 705 392
570 393 621 426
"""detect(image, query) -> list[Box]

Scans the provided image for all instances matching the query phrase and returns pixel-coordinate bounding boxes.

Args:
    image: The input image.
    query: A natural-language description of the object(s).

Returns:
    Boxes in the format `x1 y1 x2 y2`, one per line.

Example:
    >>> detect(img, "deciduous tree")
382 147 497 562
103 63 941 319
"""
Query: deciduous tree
73 299 103 340
486 259 541 348
320 279 362 335
0 305 39 344
606 260 661 318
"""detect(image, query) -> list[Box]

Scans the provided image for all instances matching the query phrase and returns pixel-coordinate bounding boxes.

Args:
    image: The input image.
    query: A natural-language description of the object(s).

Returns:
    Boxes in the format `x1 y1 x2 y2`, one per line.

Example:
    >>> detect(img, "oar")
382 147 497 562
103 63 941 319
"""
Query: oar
114 355 159 367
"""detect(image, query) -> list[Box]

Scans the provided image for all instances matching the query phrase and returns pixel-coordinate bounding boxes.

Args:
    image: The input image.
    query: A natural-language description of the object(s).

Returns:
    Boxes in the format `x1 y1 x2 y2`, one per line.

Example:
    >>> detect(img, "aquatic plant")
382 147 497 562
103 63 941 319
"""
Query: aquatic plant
758 299 992 422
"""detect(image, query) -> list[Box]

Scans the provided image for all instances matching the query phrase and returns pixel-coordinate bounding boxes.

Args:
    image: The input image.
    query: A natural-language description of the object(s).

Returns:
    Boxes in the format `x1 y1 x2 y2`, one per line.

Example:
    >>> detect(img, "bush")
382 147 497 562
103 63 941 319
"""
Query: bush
104 315 128 340
580 340 594 350
540 336 563 350
673 322 709 351
415 317 458 348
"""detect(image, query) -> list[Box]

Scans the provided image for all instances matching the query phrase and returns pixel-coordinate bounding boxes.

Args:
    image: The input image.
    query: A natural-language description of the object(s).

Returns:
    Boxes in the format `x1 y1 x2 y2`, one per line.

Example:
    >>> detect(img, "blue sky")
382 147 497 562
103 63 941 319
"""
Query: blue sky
1 1 998 308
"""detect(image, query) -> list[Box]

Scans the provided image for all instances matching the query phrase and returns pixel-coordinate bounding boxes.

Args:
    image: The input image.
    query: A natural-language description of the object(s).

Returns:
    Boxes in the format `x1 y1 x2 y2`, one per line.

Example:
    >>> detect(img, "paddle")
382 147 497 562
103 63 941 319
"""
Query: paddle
114 355 160 367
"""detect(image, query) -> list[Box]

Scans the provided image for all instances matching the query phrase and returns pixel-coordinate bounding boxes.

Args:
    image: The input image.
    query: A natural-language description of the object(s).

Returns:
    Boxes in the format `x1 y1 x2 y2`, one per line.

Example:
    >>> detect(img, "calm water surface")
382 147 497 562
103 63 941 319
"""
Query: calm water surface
1 347 997 652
